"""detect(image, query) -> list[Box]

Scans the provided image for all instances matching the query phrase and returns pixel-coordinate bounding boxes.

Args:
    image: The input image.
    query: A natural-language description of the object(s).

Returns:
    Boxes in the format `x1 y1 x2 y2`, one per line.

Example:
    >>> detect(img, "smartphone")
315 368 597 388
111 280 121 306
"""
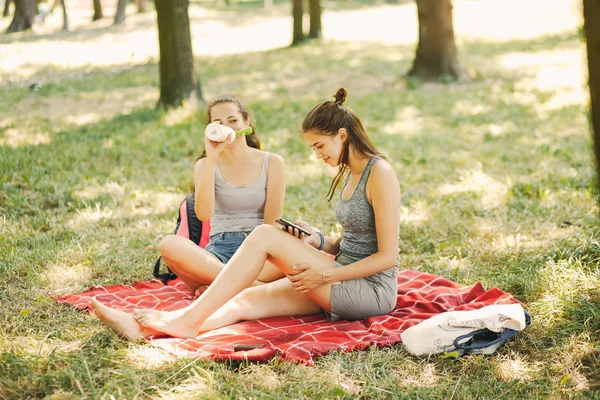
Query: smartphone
275 218 312 236
233 343 264 351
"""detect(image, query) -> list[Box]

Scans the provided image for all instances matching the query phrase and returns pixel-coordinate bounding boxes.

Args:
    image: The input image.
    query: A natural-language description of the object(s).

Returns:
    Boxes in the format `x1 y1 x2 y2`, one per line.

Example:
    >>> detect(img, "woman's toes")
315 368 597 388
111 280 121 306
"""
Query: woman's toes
194 285 209 298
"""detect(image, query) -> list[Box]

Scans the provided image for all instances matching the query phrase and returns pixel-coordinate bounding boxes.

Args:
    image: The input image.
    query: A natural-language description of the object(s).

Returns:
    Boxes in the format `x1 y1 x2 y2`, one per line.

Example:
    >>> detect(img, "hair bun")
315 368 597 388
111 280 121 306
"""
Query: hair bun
333 88 347 105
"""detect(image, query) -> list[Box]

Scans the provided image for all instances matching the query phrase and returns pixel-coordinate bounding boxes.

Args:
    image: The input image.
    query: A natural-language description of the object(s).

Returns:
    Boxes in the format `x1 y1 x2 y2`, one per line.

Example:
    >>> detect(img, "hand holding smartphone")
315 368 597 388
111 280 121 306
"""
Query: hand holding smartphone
275 218 312 237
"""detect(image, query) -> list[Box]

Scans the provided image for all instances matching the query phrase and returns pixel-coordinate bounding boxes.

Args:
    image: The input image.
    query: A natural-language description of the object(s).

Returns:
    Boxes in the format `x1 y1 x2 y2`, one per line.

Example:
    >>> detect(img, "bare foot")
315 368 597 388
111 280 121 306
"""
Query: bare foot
194 284 209 298
133 307 186 325
132 308 199 339
90 298 144 341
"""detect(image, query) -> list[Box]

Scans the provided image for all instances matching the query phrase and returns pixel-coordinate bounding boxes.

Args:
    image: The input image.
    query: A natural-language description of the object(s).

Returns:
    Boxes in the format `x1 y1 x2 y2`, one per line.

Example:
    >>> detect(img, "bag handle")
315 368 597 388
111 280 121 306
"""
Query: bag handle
453 328 519 351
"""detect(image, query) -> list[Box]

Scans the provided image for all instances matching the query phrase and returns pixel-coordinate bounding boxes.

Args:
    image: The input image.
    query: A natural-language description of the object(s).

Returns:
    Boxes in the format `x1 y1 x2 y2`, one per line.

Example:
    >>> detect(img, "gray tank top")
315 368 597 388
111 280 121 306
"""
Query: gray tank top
335 157 398 282
210 152 270 236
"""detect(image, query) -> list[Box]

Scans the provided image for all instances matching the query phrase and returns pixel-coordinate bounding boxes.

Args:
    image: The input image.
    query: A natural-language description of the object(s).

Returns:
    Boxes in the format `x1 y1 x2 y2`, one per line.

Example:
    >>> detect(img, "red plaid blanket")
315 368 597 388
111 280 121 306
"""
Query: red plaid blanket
55 270 520 364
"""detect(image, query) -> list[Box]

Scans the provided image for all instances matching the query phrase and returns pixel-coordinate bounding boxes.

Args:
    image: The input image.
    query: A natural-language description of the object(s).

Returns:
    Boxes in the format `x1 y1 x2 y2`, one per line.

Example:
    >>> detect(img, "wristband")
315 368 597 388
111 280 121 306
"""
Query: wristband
315 231 325 251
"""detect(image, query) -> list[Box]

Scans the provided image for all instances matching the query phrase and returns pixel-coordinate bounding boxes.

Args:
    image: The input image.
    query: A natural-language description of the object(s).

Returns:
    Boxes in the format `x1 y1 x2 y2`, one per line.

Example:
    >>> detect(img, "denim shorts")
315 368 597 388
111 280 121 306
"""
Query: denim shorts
205 232 249 264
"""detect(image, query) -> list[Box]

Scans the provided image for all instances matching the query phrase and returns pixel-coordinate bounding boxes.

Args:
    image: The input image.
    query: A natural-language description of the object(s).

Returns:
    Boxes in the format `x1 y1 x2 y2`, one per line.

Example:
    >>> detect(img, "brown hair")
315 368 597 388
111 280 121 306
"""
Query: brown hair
302 88 383 201
196 94 261 161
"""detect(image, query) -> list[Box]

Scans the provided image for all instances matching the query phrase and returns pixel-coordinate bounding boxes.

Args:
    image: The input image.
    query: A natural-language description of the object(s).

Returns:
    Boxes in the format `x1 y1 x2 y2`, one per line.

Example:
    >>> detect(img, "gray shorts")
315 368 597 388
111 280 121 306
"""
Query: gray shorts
324 252 398 322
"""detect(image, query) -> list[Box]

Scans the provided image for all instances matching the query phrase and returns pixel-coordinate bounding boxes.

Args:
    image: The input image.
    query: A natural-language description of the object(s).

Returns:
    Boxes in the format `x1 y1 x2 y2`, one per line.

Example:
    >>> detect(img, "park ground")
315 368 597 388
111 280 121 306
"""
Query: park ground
0 0 599 398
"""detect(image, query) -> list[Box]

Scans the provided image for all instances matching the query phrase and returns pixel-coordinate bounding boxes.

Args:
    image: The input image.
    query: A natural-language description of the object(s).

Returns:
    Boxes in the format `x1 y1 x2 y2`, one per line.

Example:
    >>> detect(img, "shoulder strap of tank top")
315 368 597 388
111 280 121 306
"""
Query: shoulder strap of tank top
358 157 379 188
262 151 270 173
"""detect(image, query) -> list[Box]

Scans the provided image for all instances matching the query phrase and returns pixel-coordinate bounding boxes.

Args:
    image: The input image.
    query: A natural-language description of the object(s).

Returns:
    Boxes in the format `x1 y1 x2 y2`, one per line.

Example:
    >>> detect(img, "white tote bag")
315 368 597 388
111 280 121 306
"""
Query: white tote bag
401 303 529 356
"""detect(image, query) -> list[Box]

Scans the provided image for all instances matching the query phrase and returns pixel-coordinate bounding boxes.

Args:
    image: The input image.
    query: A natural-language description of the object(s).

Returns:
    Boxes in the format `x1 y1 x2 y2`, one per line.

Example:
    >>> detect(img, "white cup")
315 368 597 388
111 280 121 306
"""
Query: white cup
205 122 236 144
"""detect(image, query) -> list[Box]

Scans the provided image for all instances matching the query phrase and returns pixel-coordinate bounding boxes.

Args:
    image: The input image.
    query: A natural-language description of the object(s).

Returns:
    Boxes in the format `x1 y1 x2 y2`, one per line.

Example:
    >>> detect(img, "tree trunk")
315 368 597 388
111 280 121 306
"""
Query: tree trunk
136 0 146 13
583 0 600 197
5 0 35 33
154 0 203 108
92 0 103 20
59 0 69 31
308 0 321 39
291 0 304 45
3 0 12 18
114 0 127 24
408 0 468 80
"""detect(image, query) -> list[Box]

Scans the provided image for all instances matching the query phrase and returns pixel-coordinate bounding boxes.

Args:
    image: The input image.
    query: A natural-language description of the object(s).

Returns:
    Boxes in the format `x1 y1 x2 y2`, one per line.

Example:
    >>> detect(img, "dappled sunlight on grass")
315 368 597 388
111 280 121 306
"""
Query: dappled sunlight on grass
40 261 93 293
73 181 126 200
395 362 439 387
467 220 504 243
433 256 470 275
491 224 575 254
264 128 295 150
492 356 540 382
551 333 596 390
3 336 84 357
0 86 157 133
69 203 114 227
500 48 587 112
163 99 204 127
451 100 492 120
157 367 214 398
382 106 423 138
436 169 508 210
240 365 284 391
0 127 51 148
286 157 332 186
69 187 182 229
400 201 431 227
538 261 597 298
126 346 179 370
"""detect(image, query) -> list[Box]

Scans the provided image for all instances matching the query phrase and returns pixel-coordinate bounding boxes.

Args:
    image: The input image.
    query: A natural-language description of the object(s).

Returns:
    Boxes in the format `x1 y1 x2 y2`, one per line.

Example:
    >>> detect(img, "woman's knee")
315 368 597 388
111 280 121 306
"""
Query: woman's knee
247 224 281 247
158 235 186 259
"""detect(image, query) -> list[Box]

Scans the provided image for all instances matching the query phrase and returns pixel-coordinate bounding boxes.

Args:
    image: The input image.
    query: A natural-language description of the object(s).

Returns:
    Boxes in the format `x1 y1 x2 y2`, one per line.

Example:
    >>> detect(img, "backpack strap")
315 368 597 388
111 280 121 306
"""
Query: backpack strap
153 256 177 284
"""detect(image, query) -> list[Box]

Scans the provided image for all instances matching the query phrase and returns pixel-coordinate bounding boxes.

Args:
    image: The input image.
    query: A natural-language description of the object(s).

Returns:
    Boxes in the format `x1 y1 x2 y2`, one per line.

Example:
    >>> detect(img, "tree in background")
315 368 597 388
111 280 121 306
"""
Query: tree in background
5 0 35 32
3 0 12 17
291 0 322 45
583 0 600 194
41 0 69 31
114 0 127 24
292 0 304 45
92 0 103 20
135 0 146 12
114 0 147 25
308 0 321 39
154 0 203 107
408 0 468 80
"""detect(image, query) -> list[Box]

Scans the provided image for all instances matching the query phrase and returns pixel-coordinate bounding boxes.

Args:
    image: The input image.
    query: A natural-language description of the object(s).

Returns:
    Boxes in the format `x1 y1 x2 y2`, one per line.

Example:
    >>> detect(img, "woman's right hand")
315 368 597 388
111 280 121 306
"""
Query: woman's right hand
204 134 227 164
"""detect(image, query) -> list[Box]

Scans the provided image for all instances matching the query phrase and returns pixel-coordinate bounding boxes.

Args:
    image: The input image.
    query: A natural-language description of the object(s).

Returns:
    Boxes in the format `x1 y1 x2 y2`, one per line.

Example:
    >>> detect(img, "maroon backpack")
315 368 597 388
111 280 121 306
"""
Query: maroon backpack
153 194 210 283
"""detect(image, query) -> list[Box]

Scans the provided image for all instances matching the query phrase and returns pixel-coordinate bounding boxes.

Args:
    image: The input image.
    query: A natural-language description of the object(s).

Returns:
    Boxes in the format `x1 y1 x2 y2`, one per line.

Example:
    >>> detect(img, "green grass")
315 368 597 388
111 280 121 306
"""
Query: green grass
1 12 600 400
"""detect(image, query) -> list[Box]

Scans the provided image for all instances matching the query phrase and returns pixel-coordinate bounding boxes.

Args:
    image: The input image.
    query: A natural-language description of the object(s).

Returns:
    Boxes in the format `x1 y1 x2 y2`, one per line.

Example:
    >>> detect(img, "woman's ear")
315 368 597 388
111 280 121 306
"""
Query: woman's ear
338 128 348 143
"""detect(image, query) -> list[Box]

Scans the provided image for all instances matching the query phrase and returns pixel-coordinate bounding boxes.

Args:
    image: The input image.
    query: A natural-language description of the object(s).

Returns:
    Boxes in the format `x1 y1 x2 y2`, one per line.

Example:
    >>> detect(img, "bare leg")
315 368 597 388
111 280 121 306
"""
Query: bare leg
256 260 287 283
91 277 320 341
159 235 225 293
133 224 336 338
199 277 321 331
160 235 285 294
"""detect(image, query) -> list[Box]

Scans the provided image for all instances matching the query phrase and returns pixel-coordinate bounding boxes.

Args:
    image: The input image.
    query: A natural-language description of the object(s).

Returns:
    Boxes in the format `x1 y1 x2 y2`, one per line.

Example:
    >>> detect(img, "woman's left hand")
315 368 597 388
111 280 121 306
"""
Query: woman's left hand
287 264 324 293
